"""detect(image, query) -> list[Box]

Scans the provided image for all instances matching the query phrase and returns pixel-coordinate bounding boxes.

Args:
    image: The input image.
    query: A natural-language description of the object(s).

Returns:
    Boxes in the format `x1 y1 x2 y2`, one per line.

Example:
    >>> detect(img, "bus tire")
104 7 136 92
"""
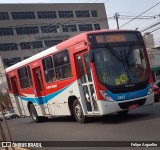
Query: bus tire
117 110 129 116
29 104 42 123
73 100 87 123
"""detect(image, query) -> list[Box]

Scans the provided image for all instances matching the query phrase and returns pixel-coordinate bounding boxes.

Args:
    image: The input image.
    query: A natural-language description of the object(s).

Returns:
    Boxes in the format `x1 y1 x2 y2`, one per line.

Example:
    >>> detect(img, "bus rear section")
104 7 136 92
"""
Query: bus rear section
6 73 29 117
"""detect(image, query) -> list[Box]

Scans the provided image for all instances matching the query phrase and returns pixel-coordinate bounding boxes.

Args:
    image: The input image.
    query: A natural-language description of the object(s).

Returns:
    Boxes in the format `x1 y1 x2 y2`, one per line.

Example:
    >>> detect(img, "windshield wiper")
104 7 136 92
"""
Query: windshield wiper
105 44 123 62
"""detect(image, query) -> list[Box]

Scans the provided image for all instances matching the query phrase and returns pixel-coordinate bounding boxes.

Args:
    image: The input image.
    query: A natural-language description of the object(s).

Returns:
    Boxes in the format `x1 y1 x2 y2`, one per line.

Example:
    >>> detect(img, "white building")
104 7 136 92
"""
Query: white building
144 33 160 81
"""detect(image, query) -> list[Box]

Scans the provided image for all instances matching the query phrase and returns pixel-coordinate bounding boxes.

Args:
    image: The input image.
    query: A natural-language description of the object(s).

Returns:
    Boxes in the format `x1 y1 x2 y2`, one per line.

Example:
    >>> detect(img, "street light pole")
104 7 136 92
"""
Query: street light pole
114 13 120 29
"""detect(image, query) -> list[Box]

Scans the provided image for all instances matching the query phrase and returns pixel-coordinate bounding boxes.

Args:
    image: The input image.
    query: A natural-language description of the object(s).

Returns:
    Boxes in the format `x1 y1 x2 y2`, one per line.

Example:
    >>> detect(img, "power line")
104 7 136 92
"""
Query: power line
150 27 160 33
140 20 160 32
119 1 160 28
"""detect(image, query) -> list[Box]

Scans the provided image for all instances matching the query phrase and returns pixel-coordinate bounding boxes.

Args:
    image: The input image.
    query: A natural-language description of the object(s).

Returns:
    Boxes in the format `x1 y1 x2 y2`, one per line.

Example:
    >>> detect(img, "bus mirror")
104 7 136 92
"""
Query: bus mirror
89 50 94 62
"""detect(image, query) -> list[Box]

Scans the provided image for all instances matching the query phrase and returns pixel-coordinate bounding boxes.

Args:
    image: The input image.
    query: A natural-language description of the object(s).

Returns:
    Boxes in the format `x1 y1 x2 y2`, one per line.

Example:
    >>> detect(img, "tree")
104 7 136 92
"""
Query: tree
0 91 12 112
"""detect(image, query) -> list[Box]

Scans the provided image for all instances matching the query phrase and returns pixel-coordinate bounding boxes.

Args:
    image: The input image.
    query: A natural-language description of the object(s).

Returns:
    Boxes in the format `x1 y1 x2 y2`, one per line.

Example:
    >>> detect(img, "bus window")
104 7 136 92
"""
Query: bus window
84 53 92 82
53 50 72 80
6 74 12 91
77 56 86 83
18 66 33 89
42 56 55 83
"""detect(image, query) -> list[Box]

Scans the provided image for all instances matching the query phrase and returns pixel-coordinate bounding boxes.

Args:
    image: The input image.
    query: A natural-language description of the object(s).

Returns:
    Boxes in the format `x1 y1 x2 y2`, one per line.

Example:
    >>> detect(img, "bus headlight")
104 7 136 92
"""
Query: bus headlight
99 90 114 102
147 84 153 95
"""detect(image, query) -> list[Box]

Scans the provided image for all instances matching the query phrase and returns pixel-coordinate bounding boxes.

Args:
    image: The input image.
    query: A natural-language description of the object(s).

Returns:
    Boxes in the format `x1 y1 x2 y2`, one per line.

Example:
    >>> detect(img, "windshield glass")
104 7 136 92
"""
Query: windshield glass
94 45 149 86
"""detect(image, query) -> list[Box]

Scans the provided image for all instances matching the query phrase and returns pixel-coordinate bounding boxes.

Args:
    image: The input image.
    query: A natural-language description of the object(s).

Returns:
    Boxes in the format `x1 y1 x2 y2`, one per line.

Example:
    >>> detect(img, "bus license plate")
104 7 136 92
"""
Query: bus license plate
129 104 138 110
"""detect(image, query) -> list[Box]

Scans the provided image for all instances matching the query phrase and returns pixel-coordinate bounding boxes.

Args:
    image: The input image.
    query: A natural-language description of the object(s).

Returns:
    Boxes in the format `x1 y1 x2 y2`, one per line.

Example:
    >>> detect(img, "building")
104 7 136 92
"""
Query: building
0 3 109 68
149 47 160 81
144 33 160 81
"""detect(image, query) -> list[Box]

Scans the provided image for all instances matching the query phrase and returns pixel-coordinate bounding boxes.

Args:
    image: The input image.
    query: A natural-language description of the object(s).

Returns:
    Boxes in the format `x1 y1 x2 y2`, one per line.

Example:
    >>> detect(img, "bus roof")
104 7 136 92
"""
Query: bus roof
5 29 136 73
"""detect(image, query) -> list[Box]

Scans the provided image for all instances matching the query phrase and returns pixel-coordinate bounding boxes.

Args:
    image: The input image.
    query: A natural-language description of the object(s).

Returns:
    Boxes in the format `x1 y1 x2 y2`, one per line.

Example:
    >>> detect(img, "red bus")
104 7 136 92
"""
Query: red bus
5 29 154 123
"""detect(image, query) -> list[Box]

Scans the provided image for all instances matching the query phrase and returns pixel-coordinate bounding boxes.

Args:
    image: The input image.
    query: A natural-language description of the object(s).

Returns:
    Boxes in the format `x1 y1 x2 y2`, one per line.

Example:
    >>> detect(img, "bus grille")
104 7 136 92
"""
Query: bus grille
118 98 146 109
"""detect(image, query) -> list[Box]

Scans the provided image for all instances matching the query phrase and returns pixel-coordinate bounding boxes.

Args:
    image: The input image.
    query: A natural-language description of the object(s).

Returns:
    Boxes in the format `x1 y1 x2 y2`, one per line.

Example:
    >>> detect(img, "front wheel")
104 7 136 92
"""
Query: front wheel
73 100 87 123
29 104 43 123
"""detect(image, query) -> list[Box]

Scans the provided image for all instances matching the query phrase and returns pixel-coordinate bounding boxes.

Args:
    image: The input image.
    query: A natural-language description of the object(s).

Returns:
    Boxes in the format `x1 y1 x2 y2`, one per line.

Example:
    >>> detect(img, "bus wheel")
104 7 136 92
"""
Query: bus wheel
29 104 42 123
117 110 129 116
73 100 86 123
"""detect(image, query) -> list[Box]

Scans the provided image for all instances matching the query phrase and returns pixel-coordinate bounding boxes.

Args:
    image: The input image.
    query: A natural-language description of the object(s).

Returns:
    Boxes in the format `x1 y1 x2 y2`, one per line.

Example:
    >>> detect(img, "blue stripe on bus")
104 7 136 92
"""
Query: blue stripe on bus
106 84 150 101
20 83 71 105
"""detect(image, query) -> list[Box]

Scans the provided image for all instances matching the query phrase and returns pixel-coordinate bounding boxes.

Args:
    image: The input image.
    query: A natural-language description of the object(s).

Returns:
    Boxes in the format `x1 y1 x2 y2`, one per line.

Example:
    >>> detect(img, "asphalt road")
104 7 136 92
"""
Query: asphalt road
2 102 160 150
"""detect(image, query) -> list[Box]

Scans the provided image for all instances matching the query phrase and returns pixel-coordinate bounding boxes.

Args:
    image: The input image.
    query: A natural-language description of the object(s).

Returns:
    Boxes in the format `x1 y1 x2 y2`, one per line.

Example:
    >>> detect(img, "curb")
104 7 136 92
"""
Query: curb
2 148 30 150
15 148 30 150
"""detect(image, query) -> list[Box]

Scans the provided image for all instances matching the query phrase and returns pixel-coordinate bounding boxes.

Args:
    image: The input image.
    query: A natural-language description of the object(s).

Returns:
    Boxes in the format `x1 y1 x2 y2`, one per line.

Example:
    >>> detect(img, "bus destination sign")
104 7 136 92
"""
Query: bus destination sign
89 32 142 44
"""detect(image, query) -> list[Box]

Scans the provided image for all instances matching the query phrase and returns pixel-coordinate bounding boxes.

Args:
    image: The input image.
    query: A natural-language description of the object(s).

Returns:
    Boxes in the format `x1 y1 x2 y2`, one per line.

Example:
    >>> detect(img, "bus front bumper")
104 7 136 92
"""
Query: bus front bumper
97 92 154 115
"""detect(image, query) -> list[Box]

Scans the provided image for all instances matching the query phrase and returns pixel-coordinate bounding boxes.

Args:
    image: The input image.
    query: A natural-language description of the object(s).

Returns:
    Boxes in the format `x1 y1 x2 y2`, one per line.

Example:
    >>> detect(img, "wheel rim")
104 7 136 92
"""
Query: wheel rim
75 104 83 120
31 108 36 120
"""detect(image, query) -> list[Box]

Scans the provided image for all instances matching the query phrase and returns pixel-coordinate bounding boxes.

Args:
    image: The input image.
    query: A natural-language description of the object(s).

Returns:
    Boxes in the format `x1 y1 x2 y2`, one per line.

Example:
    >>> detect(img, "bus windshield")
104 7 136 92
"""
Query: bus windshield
93 44 150 86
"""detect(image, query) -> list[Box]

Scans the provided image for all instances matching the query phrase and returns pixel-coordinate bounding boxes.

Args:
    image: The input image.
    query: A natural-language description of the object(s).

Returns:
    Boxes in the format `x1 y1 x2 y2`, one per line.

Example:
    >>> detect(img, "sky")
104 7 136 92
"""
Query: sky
0 0 160 46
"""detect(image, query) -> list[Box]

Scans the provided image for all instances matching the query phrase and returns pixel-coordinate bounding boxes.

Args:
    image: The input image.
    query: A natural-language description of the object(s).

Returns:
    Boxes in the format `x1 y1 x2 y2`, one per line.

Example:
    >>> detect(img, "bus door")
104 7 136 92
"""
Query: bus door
32 67 50 115
76 52 99 114
10 76 25 116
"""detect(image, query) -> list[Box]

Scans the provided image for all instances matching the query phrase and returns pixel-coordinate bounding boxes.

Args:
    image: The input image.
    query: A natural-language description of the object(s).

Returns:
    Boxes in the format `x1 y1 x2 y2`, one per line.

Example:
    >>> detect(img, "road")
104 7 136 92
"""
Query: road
2 102 160 150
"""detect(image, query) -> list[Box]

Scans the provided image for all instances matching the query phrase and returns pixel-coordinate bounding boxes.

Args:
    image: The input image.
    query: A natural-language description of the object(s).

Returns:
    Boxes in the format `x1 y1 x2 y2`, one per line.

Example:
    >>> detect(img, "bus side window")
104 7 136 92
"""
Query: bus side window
42 56 55 83
18 66 33 89
53 49 72 80
6 74 12 91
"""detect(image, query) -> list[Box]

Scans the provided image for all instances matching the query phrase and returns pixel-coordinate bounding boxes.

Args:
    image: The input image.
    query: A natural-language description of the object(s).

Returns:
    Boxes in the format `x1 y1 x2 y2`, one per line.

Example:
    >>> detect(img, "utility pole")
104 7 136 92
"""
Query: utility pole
28 34 35 55
114 13 120 29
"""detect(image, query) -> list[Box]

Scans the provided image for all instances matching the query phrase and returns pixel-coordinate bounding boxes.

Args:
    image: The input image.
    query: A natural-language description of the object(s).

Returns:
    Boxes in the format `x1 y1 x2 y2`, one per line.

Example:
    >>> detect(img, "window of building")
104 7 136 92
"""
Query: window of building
78 24 93 31
18 66 33 89
32 41 43 49
0 12 9 20
20 42 31 50
44 40 63 48
11 12 35 20
37 11 57 19
62 25 77 32
94 24 100 30
0 43 18 51
91 10 98 17
0 28 14 36
42 56 55 83
75 10 90 18
58 11 74 18
3 57 21 67
41 25 57 33
16 26 39 35
24 56 30 60
20 41 43 49
53 50 72 80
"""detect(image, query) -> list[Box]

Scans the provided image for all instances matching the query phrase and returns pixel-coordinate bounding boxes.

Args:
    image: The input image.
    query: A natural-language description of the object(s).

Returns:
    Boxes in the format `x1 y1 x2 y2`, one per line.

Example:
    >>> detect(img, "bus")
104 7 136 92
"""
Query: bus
5 29 154 123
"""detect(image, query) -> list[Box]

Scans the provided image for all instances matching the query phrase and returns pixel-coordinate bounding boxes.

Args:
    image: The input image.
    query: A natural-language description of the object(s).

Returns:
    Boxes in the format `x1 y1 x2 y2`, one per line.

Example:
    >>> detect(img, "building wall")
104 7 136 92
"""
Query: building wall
149 49 160 81
149 50 160 66
0 3 109 68
144 33 155 49
0 56 6 84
